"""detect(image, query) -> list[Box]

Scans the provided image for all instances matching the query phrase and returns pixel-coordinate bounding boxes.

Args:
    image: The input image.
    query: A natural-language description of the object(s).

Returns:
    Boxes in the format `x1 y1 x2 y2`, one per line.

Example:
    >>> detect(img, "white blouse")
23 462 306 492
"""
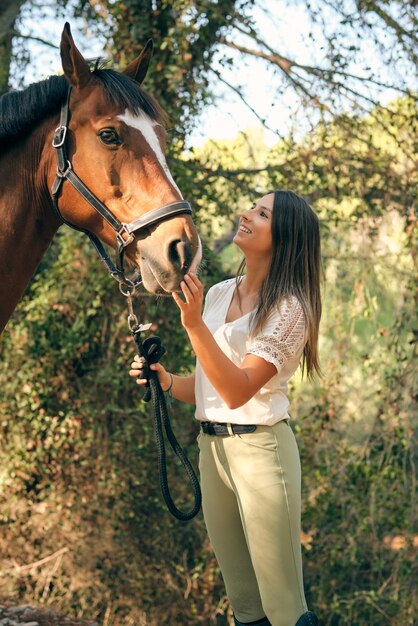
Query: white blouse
194 278 307 426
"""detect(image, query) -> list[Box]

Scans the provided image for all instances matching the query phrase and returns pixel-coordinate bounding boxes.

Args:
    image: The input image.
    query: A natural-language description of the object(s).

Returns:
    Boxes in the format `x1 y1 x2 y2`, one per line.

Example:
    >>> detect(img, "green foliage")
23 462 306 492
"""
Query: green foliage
295 285 417 625
0 229 226 623
1 96 416 624
0 0 417 623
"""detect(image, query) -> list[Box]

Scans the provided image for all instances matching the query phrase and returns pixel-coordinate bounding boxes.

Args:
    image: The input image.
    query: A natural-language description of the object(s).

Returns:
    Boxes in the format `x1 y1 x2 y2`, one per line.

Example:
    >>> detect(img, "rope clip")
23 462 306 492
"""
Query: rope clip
119 283 152 333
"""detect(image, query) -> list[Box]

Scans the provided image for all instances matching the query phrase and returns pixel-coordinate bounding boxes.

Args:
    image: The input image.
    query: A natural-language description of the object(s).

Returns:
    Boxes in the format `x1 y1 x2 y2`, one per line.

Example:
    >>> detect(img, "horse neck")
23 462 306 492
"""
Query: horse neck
0 120 60 333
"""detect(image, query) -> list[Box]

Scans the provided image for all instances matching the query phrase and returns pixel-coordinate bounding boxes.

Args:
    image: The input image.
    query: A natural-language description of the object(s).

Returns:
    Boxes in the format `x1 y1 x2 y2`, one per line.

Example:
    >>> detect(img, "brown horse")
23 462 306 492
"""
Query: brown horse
0 23 201 334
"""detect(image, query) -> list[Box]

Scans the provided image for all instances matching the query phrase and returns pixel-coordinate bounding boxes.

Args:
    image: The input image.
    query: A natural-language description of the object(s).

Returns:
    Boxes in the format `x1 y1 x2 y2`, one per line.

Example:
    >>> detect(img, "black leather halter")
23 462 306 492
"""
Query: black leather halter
51 87 192 288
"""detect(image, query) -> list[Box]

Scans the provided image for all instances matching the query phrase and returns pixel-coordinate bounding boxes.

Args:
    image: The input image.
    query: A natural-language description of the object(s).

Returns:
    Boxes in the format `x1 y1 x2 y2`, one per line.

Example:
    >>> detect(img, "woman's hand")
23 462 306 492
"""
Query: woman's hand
172 272 204 331
129 355 172 390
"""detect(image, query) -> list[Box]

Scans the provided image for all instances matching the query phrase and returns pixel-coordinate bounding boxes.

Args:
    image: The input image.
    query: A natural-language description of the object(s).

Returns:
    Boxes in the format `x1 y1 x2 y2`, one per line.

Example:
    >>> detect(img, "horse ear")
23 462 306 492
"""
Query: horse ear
60 22 91 89
123 40 154 85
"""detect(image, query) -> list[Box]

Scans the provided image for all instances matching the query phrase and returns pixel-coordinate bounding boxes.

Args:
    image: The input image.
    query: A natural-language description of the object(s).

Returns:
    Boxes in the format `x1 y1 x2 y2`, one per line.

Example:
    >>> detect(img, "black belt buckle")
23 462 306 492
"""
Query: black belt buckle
201 422 257 436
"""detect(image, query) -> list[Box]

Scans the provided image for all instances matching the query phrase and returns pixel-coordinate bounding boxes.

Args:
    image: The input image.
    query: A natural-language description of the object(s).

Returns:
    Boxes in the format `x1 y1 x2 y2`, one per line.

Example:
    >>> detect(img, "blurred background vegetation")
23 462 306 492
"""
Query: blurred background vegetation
0 1 417 624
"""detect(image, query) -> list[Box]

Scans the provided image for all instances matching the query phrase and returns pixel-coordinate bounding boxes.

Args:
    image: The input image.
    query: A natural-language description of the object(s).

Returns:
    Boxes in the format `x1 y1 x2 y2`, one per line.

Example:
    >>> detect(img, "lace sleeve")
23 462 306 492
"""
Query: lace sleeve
247 297 306 373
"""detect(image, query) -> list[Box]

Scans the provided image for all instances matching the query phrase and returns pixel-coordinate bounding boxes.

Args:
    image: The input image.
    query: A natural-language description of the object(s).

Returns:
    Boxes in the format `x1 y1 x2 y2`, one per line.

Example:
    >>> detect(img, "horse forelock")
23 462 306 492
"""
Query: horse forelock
92 69 168 127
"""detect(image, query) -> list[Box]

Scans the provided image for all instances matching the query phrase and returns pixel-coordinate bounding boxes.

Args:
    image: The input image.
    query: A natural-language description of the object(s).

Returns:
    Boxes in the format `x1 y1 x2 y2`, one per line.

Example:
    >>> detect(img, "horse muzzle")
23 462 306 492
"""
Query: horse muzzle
137 234 201 294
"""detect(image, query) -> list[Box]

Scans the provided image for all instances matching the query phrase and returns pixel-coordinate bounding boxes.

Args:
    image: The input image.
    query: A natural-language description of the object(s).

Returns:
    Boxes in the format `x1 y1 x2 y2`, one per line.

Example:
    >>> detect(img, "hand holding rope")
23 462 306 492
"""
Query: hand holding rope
124 286 201 522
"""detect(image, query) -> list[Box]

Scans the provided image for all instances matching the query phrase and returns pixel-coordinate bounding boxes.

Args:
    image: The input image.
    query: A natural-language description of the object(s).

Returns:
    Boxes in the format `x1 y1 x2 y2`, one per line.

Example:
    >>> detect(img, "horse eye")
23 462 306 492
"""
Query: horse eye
98 128 121 146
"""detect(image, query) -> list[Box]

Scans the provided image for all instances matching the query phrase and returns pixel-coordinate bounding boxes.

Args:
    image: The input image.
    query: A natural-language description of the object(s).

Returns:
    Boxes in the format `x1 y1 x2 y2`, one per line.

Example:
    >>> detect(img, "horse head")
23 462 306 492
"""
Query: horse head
50 23 201 294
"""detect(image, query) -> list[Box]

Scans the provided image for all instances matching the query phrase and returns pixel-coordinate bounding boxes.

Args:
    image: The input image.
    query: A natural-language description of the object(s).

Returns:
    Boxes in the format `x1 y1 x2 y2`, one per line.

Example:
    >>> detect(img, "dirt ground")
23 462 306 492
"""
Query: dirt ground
0 604 98 626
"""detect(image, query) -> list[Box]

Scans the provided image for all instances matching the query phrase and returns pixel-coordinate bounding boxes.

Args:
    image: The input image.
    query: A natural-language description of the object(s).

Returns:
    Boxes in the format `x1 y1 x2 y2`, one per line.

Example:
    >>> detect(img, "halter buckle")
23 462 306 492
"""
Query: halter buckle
52 125 67 148
117 226 135 249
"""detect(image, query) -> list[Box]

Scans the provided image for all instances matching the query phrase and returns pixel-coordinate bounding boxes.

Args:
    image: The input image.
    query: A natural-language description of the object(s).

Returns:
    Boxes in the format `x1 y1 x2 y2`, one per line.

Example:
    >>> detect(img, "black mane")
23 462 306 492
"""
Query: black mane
0 69 166 150
0 75 67 149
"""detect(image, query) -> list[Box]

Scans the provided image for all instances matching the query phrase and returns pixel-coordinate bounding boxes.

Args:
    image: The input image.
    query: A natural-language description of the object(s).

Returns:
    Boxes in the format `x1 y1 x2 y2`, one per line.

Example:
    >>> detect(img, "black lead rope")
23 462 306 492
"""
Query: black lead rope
131 322 201 522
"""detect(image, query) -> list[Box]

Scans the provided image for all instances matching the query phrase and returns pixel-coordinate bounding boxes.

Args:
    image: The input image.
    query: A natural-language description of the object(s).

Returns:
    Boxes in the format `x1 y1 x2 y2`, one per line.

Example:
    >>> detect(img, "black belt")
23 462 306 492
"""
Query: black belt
200 422 257 436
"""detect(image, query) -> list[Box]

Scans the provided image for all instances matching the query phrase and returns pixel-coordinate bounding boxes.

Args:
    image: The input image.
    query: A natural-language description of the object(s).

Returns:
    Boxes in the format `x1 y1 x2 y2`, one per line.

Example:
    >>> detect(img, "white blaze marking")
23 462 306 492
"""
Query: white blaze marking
118 110 182 198
118 109 202 270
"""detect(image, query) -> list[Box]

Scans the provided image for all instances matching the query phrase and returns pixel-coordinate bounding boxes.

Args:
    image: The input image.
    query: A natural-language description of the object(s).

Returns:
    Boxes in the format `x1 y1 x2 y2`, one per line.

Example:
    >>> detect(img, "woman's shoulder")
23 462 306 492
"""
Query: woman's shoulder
276 294 304 315
263 294 305 329
205 277 235 299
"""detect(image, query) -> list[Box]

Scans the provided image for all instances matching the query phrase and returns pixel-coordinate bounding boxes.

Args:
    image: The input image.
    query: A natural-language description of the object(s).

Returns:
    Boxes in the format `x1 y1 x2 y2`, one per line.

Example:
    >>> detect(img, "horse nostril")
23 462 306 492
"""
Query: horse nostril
166 238 192 272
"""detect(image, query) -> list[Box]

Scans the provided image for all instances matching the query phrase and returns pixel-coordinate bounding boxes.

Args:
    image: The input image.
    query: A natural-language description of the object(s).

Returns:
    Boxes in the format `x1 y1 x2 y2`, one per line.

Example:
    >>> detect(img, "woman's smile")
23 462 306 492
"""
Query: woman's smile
233 193 274 255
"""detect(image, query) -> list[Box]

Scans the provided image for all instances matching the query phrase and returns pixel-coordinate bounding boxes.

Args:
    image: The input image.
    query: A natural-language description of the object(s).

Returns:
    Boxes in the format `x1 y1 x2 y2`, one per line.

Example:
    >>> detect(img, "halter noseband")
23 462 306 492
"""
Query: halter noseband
51 87 192 288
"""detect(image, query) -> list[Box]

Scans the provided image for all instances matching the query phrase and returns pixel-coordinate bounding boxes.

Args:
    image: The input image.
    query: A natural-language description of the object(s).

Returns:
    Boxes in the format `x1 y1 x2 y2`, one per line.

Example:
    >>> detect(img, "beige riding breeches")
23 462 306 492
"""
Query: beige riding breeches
197 420 308 626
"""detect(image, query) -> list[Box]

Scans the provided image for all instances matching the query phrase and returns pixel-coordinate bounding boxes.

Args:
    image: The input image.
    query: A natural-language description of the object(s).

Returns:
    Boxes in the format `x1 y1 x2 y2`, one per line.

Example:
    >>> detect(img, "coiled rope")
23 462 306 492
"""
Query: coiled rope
132 329 202 521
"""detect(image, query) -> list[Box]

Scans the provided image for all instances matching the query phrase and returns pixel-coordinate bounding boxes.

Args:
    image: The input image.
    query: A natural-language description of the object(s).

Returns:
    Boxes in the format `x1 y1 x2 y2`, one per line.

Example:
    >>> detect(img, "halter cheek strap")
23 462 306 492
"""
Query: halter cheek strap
51 86 192 288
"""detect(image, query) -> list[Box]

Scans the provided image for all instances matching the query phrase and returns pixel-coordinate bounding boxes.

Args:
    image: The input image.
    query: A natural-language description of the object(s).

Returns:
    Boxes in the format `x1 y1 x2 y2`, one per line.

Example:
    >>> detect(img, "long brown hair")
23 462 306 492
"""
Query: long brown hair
236 190 323 378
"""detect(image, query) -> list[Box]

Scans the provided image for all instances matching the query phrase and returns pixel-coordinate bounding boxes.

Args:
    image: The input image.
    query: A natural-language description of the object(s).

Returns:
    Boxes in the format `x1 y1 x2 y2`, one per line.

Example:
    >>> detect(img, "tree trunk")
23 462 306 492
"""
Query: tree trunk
0 0 26 96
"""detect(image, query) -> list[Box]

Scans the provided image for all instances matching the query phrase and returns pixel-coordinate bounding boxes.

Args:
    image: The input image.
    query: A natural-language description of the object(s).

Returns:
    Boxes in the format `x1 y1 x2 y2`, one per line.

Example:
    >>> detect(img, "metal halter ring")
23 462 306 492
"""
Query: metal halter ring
119 282 136 297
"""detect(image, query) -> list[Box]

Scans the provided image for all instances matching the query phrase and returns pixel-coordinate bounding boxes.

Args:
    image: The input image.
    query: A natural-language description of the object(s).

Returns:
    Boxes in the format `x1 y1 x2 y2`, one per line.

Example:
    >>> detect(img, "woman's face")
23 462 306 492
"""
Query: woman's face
233 193 274 258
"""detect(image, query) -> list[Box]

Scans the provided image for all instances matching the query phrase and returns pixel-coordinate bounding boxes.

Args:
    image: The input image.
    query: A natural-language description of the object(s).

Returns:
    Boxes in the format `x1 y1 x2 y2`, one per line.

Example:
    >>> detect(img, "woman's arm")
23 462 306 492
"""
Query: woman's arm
172 274 276 409
129 357 196 405
170 373 196 404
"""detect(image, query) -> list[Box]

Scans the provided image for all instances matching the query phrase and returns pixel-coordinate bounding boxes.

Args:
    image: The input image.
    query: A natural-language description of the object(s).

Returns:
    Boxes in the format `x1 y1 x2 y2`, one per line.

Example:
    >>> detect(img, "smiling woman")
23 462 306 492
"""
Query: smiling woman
0 23 201 333
130 190 322 626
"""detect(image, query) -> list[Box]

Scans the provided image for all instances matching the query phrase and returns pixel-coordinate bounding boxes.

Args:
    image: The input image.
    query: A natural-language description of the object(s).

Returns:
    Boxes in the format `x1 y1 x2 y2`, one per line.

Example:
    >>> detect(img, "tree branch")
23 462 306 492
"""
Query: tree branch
11 30 59 49
209 67 285 139
219 37 327 106
232 16 413 95
359 0 418 44
194 162 282 176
